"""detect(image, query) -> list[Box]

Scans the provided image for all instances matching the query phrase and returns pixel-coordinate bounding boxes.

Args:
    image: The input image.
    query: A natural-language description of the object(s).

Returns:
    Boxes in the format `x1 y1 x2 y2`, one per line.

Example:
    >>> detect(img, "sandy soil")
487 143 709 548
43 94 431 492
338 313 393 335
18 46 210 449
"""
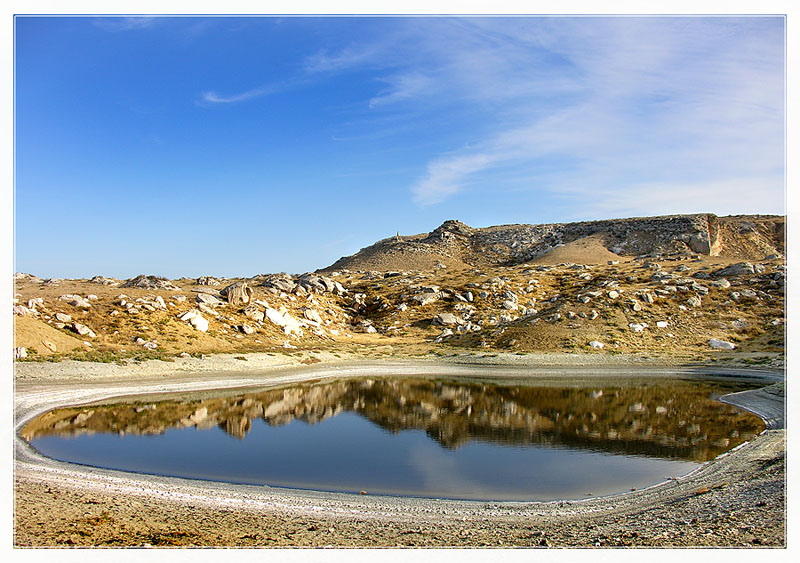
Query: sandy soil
13 354 785 548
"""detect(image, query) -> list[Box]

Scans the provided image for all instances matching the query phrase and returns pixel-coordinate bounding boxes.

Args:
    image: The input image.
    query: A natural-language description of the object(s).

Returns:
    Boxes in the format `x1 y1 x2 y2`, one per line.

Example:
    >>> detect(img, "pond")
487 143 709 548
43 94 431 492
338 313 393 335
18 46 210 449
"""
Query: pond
21 375 766 501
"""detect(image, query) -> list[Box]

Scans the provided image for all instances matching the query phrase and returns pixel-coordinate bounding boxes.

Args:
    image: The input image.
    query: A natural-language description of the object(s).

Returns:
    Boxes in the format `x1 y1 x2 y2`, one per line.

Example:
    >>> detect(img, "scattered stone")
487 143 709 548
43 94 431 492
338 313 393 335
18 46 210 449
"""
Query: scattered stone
588 340 604 349
502 300 518 311
240 323 256 335
197 303 219 317
14 347 27 359
243 305 265 322
196 276 222 286
13 305 35 316
434 329 453 343
708 338 736 350
55 312 72 323
123 275 181 291
687 296 702 307
90 275 120 286
71 322 96 338
58 294 91 308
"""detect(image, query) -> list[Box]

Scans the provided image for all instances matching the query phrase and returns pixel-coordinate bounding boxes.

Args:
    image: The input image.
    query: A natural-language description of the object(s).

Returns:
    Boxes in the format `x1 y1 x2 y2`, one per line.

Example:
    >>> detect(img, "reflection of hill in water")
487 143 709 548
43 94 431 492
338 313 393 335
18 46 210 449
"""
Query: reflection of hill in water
22 377 765 462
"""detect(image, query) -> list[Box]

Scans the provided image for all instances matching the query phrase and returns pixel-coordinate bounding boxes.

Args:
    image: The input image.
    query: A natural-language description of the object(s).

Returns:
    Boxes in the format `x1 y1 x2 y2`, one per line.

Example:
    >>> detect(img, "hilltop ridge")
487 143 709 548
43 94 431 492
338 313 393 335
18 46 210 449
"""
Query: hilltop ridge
321 214 784 273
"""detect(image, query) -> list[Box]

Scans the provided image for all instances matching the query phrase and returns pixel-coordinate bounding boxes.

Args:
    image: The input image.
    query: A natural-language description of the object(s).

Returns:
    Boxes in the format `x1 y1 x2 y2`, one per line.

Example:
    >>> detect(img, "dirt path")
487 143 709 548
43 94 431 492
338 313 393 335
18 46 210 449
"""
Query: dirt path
13 357 785 548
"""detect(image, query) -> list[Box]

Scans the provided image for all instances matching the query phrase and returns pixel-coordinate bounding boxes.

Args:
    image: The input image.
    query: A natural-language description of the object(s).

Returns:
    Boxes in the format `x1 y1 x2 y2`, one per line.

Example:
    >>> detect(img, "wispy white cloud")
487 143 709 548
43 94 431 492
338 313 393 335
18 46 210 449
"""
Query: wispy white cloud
199 86 276 105
391 17 785 213
411 152 497 206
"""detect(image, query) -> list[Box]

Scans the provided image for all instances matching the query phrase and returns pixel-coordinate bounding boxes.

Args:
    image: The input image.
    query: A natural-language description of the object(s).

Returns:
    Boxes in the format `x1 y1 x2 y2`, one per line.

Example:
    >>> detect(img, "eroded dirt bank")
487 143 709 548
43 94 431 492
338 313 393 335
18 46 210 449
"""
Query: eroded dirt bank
14 356 785 547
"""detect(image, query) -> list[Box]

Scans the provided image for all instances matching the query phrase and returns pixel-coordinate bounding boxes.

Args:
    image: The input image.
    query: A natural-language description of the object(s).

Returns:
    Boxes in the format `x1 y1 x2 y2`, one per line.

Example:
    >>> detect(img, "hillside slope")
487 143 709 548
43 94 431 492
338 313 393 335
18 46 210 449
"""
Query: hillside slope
321 214 784 273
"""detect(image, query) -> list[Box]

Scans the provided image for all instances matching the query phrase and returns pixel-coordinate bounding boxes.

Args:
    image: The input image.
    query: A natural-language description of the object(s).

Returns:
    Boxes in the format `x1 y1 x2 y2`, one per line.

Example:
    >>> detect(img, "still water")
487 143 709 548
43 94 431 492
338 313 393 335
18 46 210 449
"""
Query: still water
22 376 765 501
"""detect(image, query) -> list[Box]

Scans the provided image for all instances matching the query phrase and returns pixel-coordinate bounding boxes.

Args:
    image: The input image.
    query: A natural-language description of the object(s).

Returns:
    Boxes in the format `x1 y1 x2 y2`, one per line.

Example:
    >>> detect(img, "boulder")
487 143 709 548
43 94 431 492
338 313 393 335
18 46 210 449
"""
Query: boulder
433 313 461 326
196 293 225 306
262 275 296 293
588 340 604 349
412 291 441 306
220 282 253 307
179 310 209 332
708 339 736 350
55 312 72 323
71 322 96 338
302 308 323 324
712 262 755 277
243 305 266 322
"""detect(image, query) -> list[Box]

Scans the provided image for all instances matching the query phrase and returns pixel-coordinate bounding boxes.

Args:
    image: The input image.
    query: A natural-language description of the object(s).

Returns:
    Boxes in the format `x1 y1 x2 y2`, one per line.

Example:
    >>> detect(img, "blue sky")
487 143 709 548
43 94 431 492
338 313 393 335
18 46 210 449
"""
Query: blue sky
13 15 785 279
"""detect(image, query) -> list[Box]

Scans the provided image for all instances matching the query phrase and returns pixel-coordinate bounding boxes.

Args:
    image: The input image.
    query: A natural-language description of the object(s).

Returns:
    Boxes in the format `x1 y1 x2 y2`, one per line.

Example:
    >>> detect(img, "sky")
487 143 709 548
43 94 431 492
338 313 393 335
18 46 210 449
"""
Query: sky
13 15 786 279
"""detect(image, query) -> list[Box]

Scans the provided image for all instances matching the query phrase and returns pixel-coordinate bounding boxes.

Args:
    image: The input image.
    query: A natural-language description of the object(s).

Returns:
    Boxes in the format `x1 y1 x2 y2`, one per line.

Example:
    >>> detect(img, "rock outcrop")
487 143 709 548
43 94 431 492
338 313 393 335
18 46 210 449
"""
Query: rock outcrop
322 214 784 272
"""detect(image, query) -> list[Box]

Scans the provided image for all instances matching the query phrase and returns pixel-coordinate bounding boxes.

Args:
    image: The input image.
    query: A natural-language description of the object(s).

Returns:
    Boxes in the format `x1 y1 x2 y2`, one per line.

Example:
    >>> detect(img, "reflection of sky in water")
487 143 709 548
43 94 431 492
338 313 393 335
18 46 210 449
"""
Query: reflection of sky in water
32 412 697 501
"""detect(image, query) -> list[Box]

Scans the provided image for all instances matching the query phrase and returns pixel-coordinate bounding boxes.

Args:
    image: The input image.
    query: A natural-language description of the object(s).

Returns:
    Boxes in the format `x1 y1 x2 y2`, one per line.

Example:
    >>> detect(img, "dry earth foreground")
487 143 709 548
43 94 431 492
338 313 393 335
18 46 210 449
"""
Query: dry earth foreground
13 212 786 548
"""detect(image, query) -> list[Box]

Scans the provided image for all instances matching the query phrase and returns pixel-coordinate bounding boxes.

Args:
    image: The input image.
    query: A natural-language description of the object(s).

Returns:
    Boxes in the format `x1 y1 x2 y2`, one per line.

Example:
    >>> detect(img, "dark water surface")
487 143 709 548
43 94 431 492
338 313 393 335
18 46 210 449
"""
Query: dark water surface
23 375 765 501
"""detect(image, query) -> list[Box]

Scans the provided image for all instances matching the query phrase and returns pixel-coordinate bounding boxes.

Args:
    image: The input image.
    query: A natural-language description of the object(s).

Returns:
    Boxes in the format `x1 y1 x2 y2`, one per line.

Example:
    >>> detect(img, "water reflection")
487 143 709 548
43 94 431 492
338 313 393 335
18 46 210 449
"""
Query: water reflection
22 376 764 463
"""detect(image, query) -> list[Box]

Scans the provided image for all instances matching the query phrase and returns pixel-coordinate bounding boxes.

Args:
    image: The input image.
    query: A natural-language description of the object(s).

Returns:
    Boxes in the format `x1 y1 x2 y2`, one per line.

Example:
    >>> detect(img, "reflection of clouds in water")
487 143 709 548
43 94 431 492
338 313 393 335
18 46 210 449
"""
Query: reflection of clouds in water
407 441 484 496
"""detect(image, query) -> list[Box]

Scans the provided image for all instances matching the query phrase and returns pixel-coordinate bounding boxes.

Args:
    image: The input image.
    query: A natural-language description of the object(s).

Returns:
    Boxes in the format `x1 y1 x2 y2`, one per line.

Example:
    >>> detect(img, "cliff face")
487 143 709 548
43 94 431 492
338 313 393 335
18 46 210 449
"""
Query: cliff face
322 214 784 272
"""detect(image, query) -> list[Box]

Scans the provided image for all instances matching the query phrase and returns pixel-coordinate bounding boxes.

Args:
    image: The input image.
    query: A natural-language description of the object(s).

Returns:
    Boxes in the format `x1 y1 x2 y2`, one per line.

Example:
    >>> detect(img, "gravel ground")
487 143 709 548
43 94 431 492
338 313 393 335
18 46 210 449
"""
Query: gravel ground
13 355 786 548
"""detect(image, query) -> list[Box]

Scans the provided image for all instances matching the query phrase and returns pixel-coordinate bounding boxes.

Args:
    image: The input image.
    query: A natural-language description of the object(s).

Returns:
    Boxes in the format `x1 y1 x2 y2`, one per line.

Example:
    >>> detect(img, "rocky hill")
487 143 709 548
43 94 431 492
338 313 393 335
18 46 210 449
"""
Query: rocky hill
13 213 785 365
322 214 784 272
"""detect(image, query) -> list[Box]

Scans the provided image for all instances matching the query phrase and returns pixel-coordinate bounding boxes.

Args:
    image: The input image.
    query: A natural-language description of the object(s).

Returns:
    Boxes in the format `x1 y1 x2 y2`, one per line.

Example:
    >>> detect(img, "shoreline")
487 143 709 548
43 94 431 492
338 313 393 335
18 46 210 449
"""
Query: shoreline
14 354 786 547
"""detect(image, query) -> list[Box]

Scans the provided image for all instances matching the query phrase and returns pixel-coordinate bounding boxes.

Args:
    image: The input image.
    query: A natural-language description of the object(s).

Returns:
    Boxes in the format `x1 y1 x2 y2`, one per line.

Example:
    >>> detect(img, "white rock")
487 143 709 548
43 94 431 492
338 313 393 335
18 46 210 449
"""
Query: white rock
190 315 209 332
629 323 647 333
656 321 669 328
588 341 604 349
14 347 27 359
708 338 736 350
